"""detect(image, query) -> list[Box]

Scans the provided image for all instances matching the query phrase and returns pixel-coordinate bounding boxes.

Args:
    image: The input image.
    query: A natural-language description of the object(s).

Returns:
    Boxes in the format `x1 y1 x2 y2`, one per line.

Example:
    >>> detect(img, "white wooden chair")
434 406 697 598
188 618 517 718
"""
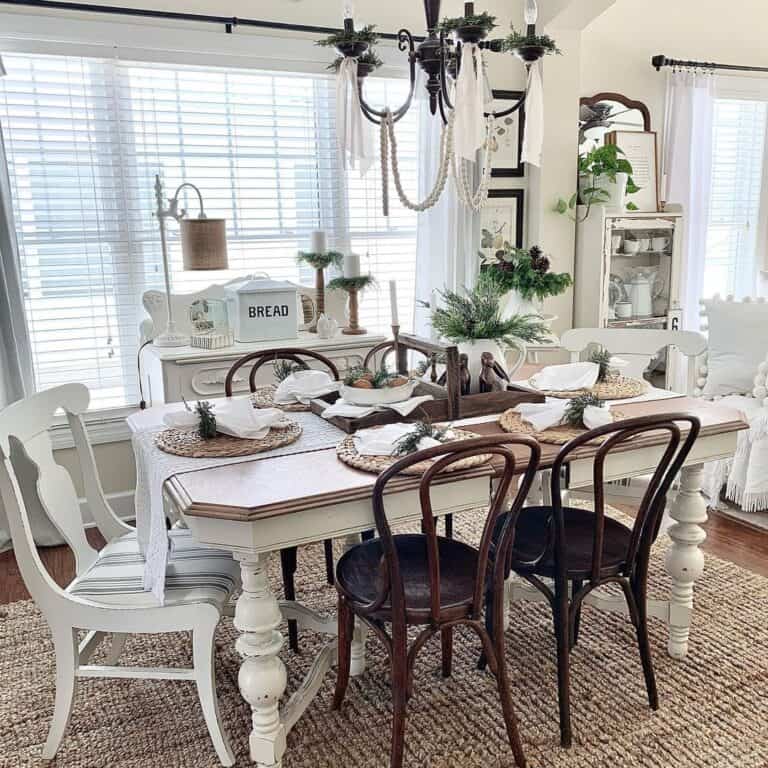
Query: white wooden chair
0 384 238 766
560 327 708 394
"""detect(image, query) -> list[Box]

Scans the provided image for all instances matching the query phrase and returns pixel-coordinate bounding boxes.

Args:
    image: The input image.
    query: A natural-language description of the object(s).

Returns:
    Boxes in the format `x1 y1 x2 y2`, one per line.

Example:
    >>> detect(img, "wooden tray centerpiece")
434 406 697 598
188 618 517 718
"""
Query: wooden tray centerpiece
311 332 544 434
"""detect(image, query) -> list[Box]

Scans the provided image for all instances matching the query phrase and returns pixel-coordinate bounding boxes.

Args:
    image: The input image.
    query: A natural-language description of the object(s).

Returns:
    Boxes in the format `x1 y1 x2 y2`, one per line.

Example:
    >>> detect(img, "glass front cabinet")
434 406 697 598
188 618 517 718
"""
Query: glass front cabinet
574 204 685 386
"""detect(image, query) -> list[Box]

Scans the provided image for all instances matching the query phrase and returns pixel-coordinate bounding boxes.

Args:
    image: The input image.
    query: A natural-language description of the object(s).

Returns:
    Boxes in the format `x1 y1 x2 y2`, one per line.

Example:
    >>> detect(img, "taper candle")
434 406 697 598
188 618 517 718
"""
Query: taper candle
389 280 399 326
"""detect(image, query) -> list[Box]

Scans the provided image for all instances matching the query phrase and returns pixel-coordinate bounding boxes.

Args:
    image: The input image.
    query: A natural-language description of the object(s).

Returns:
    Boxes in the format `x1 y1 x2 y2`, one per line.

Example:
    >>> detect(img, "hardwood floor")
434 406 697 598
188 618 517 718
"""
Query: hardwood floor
1 505 766 605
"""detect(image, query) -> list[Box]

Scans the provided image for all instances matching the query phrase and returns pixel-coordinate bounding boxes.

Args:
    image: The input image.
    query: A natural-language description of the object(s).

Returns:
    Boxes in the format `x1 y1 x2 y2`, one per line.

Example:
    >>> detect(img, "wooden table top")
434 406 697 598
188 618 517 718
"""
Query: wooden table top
165 396 748 523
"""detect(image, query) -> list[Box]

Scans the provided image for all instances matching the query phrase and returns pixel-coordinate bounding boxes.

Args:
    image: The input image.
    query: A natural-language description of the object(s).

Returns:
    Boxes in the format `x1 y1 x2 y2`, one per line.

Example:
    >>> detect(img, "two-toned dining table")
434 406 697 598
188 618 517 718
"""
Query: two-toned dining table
127 394 747 768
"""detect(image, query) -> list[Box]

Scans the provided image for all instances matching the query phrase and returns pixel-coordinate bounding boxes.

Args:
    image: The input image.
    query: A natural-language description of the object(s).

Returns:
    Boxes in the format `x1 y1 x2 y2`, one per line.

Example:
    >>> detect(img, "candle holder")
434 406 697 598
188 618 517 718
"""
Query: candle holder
296 249 344 332
327 275 375 335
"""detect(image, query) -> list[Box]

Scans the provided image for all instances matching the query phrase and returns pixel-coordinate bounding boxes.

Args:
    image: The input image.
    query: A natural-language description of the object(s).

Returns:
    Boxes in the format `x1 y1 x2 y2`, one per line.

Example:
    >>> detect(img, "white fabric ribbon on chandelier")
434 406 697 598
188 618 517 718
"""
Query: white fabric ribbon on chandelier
453 44 487 161
520 60 544 167
336 57 375 174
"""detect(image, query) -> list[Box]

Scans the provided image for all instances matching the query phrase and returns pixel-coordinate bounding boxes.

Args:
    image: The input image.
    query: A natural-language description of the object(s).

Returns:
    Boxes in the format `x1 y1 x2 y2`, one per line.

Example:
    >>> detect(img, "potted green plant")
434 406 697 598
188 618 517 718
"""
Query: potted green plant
431 274 549 393
481 244 572 318
437 11 497 43
316 24 379 59
503 26 560 61
556 144 640 222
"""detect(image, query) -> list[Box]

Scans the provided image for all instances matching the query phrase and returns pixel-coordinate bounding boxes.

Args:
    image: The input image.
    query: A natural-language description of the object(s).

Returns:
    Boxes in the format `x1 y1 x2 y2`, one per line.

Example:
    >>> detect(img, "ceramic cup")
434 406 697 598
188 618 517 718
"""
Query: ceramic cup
623 240 641 254
651 236 670 251
615 300 633 319
611 234 623 252
637 237 651 251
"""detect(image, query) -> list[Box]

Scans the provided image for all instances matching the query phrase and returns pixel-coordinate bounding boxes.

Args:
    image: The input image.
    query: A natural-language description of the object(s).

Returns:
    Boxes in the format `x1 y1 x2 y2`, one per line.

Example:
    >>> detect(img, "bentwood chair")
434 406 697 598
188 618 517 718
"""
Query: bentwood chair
333 435 541 768
0 384 238 765
500 413 700 748
225 347 340 653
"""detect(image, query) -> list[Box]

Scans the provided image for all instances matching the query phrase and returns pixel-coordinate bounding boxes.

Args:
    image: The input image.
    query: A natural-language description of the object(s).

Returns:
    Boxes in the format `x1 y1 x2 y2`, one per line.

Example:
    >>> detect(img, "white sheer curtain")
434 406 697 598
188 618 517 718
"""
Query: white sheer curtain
661 69 715 331
413 109 479 337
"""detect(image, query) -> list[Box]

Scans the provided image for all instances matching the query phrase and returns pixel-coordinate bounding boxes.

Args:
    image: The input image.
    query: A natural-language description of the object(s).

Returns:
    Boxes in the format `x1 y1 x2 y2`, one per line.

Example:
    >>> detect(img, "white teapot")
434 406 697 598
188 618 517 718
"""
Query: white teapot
316 313 339 339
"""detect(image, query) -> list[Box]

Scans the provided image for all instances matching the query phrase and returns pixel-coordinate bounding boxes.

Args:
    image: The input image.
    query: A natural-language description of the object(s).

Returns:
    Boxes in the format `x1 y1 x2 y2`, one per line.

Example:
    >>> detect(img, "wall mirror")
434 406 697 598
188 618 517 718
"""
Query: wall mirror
579 92 651 154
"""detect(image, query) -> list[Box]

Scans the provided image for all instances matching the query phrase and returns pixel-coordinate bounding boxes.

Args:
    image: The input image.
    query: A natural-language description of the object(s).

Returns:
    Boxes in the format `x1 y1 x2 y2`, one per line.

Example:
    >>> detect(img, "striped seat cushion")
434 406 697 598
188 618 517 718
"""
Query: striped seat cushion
68 529 239 609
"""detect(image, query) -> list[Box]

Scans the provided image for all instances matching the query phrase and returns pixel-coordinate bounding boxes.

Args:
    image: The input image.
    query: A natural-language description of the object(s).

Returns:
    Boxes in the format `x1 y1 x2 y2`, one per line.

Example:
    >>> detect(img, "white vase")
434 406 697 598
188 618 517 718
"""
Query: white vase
499 289 542 319
458 338 527 394
580 171 628 211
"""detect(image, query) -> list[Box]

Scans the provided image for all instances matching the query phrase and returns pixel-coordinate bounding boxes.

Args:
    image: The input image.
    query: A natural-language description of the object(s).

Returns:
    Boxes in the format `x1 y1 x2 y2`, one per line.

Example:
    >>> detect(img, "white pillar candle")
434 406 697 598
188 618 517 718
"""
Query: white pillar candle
389 280 399 326
343 252 361 278
310 230 327 254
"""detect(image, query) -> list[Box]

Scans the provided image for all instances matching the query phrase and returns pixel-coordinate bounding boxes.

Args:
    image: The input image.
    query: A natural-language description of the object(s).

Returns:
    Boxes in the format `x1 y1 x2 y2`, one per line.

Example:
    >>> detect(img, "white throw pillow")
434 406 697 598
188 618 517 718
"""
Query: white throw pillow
703 300 768 396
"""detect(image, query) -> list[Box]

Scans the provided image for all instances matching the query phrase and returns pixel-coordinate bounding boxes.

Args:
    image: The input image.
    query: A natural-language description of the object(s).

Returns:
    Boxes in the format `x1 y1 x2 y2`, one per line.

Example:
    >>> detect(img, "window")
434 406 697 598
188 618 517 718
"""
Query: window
0 53 419 410
704 94 768 298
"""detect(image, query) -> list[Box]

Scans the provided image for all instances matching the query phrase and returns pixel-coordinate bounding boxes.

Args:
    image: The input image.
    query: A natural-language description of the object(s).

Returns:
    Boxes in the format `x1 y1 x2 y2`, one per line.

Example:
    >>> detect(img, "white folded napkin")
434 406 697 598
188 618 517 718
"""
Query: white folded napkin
515 399 569 431
583 404 613 430
530 362 599 392
215 398 286 439
353 423 449 457
163 410 199 429
273 369 338 404
322 395 434 421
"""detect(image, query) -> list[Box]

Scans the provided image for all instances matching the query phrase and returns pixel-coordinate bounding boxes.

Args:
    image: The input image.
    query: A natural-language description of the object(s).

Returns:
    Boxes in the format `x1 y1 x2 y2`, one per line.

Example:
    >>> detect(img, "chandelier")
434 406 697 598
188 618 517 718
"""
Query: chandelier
321 1 555 214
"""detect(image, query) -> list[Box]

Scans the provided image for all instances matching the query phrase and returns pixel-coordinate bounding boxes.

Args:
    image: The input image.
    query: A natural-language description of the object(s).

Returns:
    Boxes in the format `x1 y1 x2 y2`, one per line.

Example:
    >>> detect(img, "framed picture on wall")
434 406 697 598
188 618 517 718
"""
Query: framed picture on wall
489 90 525 178
605 129 659 212
480 189 524 258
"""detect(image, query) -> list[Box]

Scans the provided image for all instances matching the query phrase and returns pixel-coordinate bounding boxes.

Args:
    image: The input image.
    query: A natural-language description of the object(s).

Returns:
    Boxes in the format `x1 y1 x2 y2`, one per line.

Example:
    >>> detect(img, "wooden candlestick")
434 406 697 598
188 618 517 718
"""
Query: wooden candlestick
343 286 367 335
309 267 325 333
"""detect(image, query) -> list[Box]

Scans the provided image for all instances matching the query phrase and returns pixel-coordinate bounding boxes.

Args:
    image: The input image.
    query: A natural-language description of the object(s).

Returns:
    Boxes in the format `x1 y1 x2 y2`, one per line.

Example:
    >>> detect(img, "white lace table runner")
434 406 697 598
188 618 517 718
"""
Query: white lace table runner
132 411 346 604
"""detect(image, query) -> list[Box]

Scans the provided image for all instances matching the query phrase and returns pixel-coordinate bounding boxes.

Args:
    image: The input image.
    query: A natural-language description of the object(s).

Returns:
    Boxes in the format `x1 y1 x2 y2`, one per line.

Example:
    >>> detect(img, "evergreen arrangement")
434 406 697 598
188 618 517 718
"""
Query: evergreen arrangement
273 359 308 382
328 50 383 73
296 250 344 271
195 400 217 439
327 274 376 292
564 394 603 427
482 244 572 302
392 420 451 457
589 349 614 382
431 274 549 346
437 11 497 34
504 26 561 55
316 24 379 48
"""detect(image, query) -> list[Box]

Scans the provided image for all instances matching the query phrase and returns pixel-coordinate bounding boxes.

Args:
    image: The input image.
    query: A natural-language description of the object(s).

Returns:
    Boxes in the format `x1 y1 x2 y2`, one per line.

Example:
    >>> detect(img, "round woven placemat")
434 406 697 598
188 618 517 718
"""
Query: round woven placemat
498 409 625 445
250 385 310 412
336 428 490 475
155 420 302 458
530 374 647 400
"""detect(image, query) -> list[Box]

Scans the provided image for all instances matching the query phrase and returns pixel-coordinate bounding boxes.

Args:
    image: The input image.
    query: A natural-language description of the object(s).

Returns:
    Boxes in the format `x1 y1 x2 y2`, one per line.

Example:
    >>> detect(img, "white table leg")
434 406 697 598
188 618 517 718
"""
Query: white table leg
343 533 368 676
665 463 708 660
234 553 288 768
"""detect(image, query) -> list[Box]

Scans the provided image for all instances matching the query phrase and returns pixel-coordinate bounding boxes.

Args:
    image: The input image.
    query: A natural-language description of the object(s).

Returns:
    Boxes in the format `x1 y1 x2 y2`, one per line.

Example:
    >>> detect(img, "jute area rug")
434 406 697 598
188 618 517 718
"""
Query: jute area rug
1 506 767 768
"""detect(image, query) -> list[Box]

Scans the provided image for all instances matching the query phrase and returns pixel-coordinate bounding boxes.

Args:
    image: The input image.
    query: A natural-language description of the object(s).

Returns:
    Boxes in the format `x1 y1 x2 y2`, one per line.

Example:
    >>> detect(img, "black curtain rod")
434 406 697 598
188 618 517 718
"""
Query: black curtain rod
652 54 768 74
0 0 415 40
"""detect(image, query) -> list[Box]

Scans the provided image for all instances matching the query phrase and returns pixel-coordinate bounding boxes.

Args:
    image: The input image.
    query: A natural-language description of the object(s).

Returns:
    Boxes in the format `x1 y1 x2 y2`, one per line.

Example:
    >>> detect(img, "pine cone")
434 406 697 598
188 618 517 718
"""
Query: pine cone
534 255 550 274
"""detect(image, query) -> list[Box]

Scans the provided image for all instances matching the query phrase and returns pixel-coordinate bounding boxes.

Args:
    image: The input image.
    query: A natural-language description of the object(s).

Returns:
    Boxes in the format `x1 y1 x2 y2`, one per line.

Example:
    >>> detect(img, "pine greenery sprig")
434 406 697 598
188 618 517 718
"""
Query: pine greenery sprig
391 420 450 457
437 11 497 34
431 274 549 346
316 25 379 48
328 50 383 72
504 27 561 54
481 244 572 301
195 400 217 439
327 274 376 292
273 359 308 382
564 394 602 427
589 349 613 383
344 366 398 388
297 250 344 270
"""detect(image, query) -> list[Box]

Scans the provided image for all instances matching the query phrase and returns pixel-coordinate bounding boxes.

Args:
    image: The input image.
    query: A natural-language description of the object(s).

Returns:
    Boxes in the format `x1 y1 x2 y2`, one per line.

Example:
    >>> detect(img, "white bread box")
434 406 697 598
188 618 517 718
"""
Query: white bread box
225 278 299 343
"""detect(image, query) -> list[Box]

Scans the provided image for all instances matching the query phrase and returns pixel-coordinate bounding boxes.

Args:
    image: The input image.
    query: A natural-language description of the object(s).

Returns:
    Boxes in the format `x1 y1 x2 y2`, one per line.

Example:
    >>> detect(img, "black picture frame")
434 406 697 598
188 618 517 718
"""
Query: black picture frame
482 189 525 250
489 90 526 179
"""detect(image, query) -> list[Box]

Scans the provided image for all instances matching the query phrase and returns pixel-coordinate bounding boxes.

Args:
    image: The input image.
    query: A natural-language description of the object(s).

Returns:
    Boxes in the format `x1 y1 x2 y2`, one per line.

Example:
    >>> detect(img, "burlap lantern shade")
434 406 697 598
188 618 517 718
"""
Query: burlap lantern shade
180 217 228 270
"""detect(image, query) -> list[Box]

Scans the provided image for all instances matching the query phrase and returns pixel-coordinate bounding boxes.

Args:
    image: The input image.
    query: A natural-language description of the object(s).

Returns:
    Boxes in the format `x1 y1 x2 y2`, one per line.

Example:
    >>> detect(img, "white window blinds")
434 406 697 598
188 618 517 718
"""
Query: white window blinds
0 53 419 410
704 97 767 299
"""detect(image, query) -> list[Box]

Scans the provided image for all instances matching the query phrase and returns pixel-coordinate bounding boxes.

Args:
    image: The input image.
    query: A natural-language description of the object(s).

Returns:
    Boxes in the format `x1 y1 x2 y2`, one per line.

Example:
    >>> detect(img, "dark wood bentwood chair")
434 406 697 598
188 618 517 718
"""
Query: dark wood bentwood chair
497 413 701 748
225 348 341 653
333 434 541 768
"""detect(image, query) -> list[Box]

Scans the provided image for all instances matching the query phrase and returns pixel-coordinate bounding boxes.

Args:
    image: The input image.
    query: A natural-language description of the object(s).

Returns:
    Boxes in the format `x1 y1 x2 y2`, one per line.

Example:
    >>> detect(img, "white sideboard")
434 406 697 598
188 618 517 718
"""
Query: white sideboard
140 332 387 405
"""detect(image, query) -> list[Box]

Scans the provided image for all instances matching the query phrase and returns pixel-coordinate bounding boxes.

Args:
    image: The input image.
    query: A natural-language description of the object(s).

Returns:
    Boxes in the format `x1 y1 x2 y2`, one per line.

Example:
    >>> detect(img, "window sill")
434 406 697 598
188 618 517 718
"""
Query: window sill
50 406 137 451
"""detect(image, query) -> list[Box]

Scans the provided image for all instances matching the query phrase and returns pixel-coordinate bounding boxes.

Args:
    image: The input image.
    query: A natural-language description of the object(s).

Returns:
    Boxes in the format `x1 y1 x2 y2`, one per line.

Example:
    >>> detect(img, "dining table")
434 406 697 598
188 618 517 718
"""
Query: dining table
127 390 748 768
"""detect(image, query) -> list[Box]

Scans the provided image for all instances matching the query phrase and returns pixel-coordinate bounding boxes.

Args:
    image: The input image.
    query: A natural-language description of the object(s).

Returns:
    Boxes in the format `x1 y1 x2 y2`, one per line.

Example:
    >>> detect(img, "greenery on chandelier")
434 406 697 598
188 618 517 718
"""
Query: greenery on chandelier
327 274 376 292
328 50 383 73
296 250 344 270
431 274 549 347
437 11 497 35
316 24 379 48
195 400 217 439
392 419 451 457
555 144 640 221
564 393 603 427
481 244 572 302
504 26 561 55
589 349 614 383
